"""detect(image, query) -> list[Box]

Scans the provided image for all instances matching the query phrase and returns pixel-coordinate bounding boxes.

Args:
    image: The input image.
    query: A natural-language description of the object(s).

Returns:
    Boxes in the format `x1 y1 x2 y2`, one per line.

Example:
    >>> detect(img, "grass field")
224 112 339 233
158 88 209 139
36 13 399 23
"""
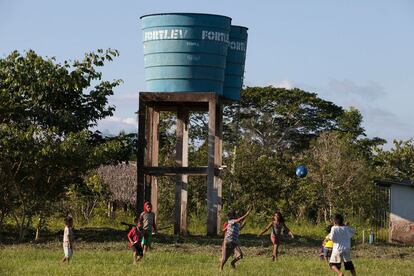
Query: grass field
1 228 413 276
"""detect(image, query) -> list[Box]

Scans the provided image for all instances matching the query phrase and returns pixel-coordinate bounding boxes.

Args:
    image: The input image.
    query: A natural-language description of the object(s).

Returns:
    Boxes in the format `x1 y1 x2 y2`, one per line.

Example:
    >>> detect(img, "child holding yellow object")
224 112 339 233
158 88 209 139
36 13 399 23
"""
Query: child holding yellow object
322 225 333 262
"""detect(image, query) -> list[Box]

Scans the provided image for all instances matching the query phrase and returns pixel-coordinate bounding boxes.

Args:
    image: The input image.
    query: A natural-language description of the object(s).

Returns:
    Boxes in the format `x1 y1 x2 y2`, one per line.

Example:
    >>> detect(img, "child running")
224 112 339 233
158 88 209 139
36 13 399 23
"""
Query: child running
220 207 252 271
258 211 294 261
61 216 74 264
139 202 157 253
328 214 356 276
127 218 144 265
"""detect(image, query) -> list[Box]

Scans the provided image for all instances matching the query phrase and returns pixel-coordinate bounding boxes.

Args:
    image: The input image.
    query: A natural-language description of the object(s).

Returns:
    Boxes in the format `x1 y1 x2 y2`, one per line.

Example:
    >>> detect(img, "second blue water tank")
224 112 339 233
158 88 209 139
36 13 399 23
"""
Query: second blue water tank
223 26 248 101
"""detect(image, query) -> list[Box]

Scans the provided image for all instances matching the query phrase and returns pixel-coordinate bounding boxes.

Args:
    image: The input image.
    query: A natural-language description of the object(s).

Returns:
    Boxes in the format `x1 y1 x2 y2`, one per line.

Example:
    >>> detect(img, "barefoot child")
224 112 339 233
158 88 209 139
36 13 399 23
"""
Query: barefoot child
258 211 294 261
139 202 157 253
221 214 247 263
61 216 74 264
329 214 356 276
220 207 252 271
127 218 144 264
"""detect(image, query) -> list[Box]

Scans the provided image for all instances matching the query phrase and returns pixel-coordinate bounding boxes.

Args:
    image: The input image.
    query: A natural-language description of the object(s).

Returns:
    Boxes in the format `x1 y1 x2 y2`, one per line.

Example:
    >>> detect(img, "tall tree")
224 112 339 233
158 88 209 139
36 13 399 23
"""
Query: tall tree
337 107 386 159
224 86 344 153
298 131 374 222
220 87 345 218
0 49 122 240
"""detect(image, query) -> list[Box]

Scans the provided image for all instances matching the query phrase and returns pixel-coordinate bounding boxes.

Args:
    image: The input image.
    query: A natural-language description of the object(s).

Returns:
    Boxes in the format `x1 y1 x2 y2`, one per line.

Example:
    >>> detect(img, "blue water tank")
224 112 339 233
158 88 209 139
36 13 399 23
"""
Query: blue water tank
140 13 232 94
223 26 248 101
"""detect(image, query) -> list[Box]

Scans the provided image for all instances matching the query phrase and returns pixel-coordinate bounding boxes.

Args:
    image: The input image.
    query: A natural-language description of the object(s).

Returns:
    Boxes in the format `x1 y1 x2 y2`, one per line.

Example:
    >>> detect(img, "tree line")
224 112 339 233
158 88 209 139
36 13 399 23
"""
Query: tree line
1 50 413 241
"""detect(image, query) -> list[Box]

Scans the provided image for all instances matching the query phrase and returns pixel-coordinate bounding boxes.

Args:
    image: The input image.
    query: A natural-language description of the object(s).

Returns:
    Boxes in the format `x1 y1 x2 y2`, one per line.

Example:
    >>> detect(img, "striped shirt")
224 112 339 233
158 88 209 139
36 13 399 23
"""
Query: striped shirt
225 219 240 243
139 211 156 231
271 222 283 236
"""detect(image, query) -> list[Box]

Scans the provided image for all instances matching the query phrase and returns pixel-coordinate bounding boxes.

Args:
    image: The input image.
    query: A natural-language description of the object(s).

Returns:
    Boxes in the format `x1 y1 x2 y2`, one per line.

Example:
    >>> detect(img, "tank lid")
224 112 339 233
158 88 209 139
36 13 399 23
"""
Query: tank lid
231 25 249 30
140 12 232 20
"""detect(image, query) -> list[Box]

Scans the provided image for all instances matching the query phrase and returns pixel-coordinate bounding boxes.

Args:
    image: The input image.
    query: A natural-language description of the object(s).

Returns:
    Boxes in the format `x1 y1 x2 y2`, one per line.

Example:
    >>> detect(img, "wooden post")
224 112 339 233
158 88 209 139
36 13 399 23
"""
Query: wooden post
144 107 154 203
136 97 146 215
215 97 223 234
151 109 159 218
175 107 189 235
207 95 217 236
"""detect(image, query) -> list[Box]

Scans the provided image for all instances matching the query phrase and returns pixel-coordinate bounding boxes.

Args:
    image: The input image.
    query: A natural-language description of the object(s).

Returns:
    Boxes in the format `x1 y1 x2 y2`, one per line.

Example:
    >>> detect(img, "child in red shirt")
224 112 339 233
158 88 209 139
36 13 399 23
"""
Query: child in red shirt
127 218 144 264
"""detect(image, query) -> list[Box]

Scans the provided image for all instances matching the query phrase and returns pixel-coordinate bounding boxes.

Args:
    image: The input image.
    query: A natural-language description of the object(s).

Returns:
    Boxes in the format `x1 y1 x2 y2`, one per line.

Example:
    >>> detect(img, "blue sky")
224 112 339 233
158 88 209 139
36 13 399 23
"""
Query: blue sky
1 0 413 147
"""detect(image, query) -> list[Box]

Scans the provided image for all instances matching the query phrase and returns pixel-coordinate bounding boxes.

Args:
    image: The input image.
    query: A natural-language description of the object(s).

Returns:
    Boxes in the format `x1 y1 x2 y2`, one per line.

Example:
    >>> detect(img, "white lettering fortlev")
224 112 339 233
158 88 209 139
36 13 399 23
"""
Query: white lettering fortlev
201 30 229 43
143 28 230 44
143 29 189 41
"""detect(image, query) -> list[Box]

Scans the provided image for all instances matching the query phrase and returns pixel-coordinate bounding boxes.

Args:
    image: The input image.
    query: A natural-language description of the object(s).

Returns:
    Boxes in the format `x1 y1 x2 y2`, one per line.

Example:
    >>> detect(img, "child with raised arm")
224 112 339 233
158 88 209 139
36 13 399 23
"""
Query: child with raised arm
127 218 144 265
329 214 356 276
61 216 74 264
258 211 294 261
139 202 156 254
220 207 252 271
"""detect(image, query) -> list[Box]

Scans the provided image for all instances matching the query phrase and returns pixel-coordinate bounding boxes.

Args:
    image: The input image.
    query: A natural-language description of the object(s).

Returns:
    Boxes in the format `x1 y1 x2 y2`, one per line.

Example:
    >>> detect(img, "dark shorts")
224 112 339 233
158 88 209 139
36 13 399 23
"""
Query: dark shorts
222 241 243 262
132 243 143 256
330 261 355 271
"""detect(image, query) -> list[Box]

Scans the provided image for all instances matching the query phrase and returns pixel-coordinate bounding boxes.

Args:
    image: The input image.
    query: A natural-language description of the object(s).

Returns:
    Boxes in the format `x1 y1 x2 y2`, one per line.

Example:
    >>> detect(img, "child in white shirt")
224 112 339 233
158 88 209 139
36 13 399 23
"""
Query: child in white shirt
328 214 356 276
61 216 74 264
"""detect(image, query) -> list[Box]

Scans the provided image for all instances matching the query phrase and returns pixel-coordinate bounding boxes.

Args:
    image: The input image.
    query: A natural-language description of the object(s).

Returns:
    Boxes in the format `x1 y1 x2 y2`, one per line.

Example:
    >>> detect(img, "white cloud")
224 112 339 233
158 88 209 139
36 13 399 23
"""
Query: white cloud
291 79 413 147
103 116 137 125
94 116 137 136
271 80 294 89
327 79 385 101
123 117 137 125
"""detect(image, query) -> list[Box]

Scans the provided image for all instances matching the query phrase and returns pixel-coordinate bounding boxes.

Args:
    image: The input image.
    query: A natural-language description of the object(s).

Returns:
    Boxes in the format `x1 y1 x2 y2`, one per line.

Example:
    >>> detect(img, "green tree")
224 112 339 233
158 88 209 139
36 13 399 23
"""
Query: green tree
0 49 122 240
299 132 374 222
224 86 344 153
375 140 414 181
219 86 345 219
337 107 386 159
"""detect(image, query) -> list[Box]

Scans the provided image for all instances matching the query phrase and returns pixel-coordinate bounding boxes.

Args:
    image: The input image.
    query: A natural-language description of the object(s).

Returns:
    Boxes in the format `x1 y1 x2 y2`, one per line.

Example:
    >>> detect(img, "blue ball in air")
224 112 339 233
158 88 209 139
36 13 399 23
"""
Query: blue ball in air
296 165 308 178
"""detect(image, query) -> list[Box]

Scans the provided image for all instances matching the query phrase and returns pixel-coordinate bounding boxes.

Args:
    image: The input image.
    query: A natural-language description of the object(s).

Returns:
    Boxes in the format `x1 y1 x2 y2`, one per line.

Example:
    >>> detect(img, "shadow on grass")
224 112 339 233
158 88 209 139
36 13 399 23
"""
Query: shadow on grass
3 226 408 251
1 226 321 248
2 227 413 260
148 232 322 249
0 227 126 245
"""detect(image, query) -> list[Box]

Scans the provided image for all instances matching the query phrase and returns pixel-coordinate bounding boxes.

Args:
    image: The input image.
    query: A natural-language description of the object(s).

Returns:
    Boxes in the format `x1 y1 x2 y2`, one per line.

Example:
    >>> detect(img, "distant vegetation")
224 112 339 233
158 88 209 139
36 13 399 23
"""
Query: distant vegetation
1 50 414 242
